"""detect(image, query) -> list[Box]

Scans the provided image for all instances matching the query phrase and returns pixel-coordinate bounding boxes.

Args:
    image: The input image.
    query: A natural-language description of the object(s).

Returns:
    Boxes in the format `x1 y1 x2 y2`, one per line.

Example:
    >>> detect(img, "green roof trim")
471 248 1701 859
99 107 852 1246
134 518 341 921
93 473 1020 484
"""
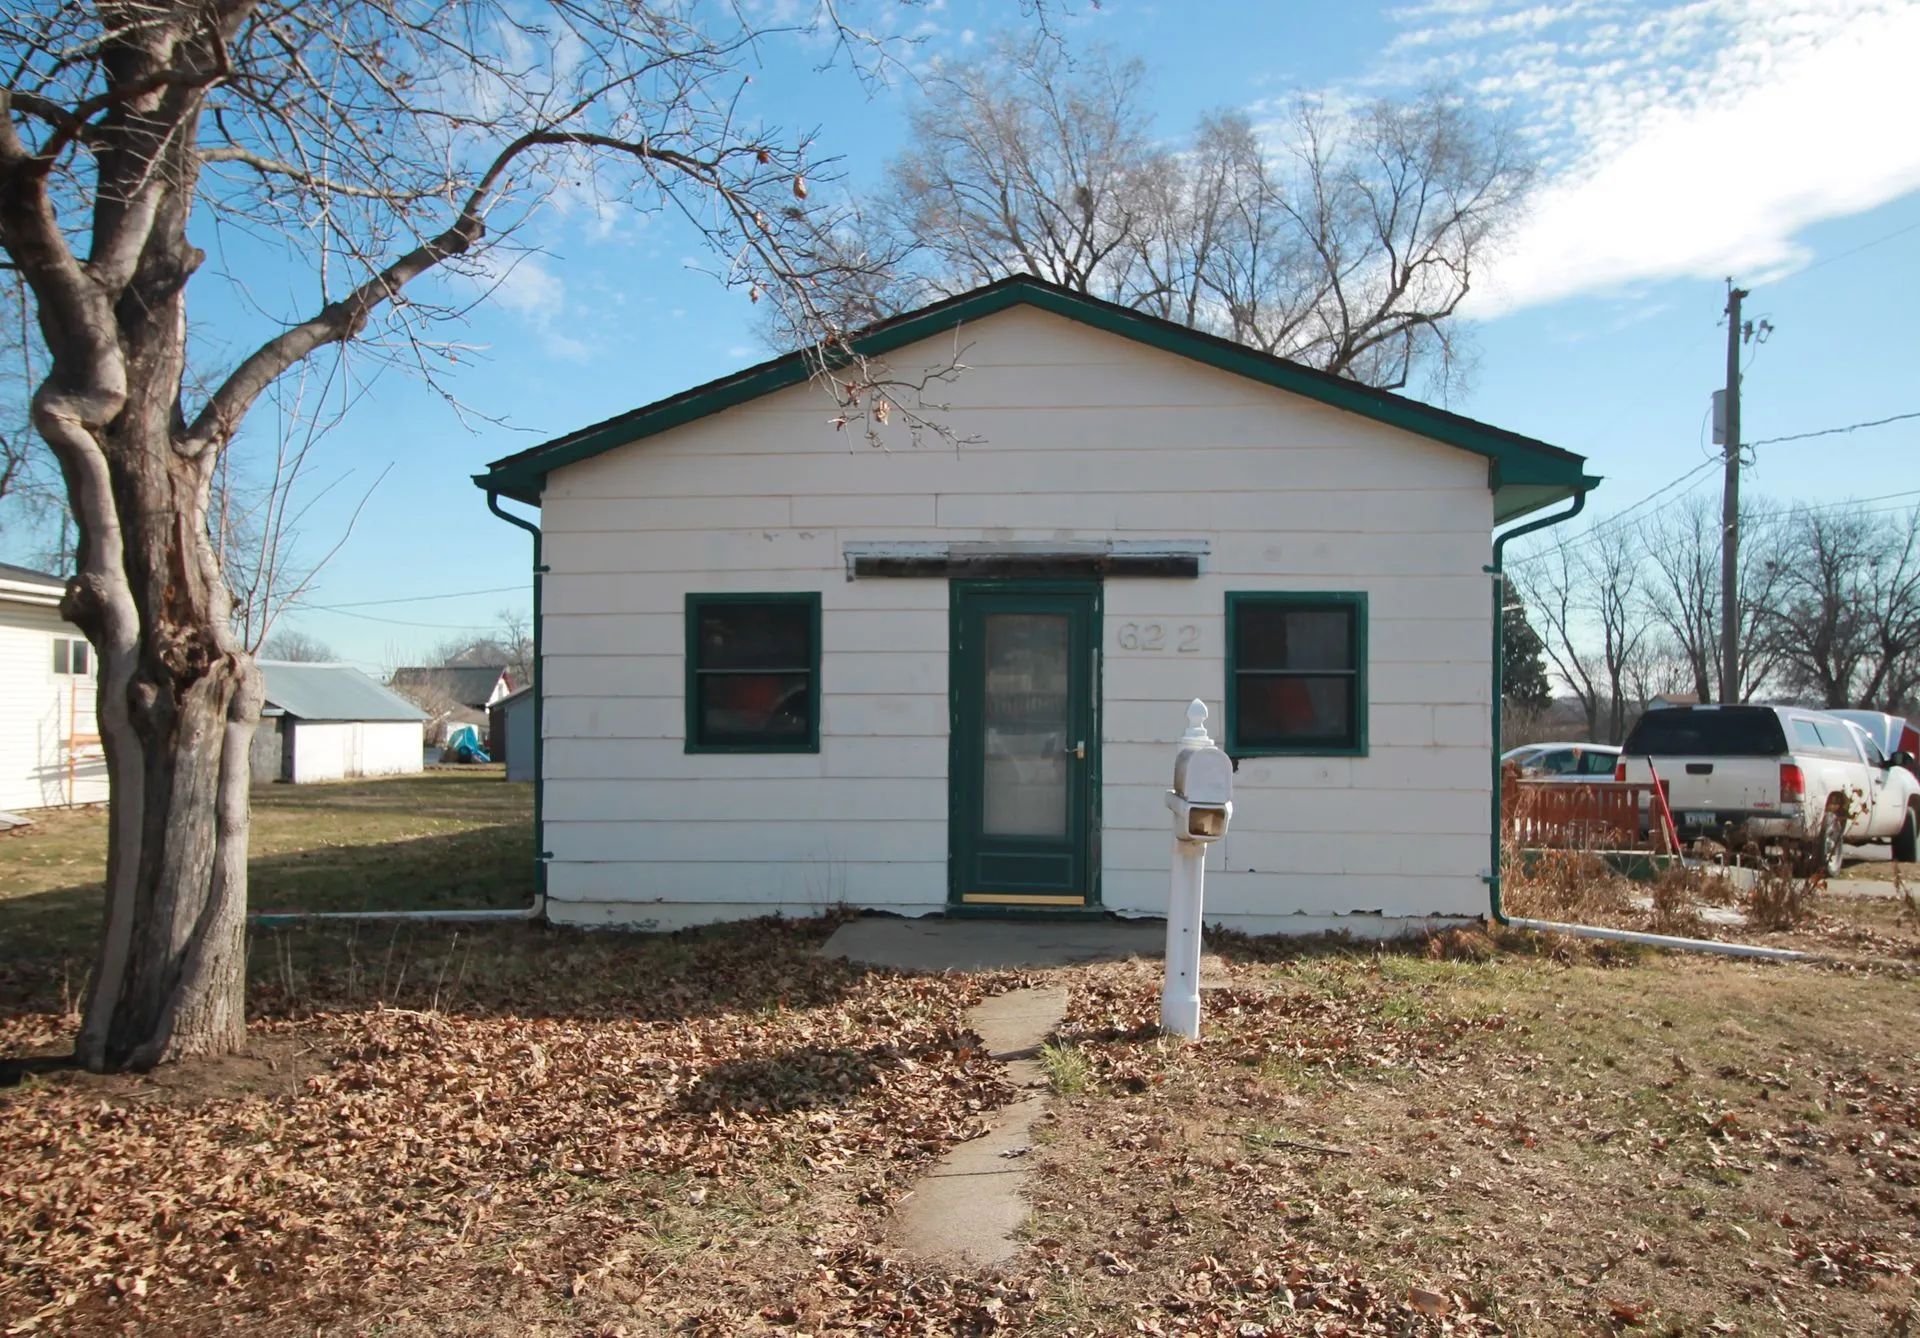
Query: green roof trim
472 274 1597 523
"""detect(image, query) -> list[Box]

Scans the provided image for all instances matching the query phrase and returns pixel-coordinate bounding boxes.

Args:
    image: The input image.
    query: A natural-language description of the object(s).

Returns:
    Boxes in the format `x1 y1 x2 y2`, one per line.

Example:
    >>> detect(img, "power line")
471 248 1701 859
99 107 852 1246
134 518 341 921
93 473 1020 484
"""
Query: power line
1746 410 1920 449
286 602 507 630
1794 218 1920 279
1507 456 1722 567
296 582 527 611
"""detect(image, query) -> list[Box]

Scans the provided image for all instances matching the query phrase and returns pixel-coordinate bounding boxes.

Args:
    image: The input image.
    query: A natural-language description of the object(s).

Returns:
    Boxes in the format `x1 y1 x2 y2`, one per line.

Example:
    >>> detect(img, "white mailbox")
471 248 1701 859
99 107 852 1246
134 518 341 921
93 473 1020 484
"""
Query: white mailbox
1167 738 1233 842
1161 699 1231 1039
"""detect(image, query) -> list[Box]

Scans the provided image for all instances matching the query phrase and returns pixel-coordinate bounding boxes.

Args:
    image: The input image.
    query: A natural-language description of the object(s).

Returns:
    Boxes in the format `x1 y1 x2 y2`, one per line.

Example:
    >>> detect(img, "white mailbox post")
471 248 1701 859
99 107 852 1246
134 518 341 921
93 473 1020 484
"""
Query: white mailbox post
1161 699 1233 1039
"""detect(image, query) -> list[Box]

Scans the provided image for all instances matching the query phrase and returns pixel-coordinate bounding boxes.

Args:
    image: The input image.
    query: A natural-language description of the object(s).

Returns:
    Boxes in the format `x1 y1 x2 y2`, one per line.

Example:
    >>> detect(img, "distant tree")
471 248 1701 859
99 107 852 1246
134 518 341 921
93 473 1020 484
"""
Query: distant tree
259 630 335 663
857 38 1533 391
1760 503 1920 709
1501 598 1551 714
1639 496 1787 704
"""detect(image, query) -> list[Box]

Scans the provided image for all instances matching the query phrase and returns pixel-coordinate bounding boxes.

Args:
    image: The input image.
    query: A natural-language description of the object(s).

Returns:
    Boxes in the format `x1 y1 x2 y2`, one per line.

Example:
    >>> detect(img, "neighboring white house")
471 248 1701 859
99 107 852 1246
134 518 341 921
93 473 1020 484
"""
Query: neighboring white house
0 562 107 811
474 277 1596 936
254 661 426 784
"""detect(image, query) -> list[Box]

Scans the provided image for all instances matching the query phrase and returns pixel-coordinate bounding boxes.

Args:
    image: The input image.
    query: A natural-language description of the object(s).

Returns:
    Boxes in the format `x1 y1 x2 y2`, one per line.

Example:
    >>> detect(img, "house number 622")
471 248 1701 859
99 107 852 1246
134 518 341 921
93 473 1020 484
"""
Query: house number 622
1118 622 1200 653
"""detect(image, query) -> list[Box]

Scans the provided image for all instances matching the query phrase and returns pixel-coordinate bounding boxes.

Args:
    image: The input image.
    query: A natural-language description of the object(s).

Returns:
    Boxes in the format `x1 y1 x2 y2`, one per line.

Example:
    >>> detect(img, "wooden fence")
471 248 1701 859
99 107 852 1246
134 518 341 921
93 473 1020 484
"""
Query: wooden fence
1502 775 1660 851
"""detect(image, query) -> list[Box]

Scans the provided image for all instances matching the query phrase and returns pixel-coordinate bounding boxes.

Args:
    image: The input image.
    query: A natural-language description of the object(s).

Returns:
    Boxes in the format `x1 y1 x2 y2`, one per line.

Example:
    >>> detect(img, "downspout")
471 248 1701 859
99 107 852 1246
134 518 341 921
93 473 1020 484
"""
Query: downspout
1485 488 1588 925
486 490 549 918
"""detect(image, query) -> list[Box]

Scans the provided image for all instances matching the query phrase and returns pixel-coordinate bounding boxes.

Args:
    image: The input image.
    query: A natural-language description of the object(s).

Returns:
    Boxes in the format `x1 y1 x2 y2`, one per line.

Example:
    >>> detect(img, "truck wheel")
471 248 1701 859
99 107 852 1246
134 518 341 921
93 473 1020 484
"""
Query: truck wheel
1794 812 1844 878
1895 803 1919 864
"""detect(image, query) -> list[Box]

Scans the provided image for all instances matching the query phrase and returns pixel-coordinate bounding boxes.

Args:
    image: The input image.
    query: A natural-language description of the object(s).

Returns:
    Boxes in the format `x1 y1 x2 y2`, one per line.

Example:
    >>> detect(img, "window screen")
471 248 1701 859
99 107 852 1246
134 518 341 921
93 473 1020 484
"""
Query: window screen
1226 593 1366 755
685 593 820 752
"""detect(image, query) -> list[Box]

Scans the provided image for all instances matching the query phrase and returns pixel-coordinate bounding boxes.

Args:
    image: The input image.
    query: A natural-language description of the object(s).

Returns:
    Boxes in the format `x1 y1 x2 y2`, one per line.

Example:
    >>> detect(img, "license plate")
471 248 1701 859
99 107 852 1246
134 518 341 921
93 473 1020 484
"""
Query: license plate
1684 811 1716 827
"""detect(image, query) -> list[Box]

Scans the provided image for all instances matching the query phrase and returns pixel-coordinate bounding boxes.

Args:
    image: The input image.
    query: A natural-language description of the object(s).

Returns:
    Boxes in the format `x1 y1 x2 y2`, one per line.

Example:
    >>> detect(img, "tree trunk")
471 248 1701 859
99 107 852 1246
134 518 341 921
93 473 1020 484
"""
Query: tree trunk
79 641 259 1071
58 408 263 1072
19 110 265 1068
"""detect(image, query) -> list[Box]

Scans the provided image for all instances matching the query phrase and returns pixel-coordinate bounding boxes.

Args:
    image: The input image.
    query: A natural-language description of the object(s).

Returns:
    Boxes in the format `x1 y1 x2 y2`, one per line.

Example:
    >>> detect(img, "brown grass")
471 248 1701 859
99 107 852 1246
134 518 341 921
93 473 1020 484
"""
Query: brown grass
4 782 1918 1333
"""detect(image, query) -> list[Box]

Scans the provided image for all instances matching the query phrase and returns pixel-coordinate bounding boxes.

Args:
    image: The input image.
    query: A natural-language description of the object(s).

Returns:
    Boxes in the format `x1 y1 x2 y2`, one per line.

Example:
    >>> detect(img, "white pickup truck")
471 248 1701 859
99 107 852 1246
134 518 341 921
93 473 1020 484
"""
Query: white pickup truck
1616 705 1920 875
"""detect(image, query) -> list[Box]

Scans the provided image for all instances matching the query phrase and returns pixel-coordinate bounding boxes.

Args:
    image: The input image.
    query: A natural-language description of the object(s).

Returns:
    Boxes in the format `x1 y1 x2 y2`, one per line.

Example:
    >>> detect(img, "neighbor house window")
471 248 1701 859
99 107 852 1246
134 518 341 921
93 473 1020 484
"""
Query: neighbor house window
1225 592 1367 756
52 637 91 676
685 592 821 752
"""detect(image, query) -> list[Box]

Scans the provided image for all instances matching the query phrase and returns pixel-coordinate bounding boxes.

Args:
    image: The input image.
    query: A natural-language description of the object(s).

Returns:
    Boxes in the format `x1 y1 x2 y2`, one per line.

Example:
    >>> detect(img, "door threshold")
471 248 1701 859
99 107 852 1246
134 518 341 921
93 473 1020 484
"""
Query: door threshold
961 893 1088 907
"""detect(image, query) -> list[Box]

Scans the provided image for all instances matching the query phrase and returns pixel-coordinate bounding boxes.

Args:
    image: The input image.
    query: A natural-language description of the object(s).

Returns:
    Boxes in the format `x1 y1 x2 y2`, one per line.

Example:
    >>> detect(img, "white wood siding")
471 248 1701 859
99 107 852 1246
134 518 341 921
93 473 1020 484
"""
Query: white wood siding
286 720 423 783
537 305 1493 933
0 601 107 810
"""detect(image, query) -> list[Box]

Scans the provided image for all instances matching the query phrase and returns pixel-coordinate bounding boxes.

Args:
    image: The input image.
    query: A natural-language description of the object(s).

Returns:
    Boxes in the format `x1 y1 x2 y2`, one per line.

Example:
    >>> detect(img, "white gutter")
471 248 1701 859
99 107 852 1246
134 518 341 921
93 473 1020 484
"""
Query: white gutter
1507 916 1813 962
250 906 539 927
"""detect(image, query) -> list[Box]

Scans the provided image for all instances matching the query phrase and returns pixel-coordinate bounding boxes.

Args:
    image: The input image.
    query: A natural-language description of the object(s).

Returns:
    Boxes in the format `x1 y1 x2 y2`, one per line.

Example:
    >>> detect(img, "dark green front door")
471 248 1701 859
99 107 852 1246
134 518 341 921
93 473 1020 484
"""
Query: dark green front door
949 582 1101 907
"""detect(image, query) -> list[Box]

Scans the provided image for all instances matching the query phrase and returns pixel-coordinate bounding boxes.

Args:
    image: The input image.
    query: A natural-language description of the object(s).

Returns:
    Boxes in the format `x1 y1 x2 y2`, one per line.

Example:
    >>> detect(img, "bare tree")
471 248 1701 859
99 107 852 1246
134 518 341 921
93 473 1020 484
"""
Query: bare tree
892 36 1150 297
1761 502 1920 710
1517 544 1604 741
865 40 1533 389
0 1 910 1071
1641 501 1720 704
259 629 335 662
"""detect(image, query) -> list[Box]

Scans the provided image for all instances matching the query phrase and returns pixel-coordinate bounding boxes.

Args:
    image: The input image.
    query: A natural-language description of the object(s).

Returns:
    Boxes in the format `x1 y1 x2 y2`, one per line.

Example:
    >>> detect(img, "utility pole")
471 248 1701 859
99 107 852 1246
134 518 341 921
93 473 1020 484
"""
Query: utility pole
1720 280 1747 705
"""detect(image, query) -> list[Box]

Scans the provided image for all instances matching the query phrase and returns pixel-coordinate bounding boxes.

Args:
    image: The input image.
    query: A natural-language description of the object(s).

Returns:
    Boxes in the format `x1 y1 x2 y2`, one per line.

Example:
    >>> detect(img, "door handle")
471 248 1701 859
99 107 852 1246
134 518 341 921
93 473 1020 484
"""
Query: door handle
1066 740 1086 760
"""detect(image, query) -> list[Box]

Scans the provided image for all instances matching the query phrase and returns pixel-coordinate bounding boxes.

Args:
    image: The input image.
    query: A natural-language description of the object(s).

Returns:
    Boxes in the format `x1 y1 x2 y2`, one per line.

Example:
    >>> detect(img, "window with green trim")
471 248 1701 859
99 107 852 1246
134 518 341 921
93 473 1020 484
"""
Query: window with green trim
685 593 821 752
1225 592 1367 756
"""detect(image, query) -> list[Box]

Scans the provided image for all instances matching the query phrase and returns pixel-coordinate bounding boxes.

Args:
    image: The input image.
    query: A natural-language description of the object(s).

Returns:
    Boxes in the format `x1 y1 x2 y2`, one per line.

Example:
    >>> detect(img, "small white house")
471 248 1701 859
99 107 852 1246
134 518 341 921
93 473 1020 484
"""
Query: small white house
0 562 107 811
474 278 1596 936
254 661 426 784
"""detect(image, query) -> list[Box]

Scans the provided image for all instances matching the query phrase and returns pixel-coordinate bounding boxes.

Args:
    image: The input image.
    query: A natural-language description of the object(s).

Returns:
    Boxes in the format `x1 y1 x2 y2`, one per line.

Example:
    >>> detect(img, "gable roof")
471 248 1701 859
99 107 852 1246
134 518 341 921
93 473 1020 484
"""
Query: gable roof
259 662 426 723
473 274 1597 524
389 664 511 711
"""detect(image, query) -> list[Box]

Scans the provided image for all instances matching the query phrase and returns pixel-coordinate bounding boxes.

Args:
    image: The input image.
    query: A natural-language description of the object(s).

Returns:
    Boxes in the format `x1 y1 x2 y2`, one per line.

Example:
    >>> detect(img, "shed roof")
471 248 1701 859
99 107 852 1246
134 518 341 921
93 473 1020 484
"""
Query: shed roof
260 662 426 723
389 664 510 710
473 274 1598 524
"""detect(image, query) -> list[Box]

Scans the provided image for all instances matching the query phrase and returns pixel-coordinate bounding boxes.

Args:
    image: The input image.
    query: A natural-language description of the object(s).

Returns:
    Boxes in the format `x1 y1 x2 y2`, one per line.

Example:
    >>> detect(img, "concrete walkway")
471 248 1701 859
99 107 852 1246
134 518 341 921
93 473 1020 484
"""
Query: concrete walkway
889 986 1067 1270
823 916 1172 971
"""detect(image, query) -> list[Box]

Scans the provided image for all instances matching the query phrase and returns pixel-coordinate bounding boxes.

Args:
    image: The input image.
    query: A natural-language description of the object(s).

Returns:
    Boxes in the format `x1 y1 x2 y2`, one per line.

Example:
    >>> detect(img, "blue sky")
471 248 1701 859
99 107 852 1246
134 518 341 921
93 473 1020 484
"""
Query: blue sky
12 0 1919 673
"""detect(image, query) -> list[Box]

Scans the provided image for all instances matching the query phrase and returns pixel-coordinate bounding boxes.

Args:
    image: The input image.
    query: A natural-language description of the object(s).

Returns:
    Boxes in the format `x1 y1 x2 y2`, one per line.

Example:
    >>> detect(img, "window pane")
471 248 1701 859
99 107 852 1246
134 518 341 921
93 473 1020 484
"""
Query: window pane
980 613 1070 838
698 672 811 744
72 642 89 675
1236 605 1352 671
53 640 69 674
1580 750 1618 775
1813 720 1855 753
1536 748 1578 775
1624 707 1788 757
698 602 811 670
1235 674 1353 747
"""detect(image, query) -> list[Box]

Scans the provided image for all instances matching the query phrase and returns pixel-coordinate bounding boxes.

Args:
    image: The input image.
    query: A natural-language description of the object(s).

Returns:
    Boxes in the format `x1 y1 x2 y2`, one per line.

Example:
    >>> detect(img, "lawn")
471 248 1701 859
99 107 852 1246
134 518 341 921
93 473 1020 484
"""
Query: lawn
0 771 533 1012
2 781 1917 1334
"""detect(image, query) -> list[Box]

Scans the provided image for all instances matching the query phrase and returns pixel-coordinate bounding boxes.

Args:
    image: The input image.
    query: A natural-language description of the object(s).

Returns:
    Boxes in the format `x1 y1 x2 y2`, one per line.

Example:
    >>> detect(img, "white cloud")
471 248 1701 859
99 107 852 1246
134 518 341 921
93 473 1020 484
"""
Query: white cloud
486 255 590 361
1373 0 1920 315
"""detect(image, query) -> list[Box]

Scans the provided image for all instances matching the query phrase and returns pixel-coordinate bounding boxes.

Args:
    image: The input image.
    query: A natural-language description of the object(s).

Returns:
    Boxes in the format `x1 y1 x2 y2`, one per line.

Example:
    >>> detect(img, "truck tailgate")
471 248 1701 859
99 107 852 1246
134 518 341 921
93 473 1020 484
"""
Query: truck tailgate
1621 755 1778 816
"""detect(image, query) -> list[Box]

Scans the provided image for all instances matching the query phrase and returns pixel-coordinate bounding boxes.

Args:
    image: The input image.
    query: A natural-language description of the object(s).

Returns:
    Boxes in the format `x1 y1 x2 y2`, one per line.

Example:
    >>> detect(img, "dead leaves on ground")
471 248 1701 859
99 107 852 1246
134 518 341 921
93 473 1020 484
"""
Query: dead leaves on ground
0 920 1020 1332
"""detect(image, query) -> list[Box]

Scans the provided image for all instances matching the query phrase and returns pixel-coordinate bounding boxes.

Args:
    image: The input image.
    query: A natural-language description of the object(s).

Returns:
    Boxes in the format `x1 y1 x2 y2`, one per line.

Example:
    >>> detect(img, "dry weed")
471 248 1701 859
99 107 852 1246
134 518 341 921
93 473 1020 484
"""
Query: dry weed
1745 863 1820 932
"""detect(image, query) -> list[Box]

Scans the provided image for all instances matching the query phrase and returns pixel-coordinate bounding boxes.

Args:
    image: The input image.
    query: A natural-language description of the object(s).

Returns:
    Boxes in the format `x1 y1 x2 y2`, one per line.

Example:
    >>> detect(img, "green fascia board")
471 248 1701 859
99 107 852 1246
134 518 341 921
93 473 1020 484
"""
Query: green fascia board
470 275 1594 515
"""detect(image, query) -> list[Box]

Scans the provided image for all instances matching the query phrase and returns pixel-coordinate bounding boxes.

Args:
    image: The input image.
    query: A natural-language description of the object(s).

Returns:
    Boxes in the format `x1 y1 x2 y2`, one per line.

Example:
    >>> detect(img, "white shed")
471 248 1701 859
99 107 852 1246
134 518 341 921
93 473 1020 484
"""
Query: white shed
474 278 1596 936
0 562 107 811
255 661 426 784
